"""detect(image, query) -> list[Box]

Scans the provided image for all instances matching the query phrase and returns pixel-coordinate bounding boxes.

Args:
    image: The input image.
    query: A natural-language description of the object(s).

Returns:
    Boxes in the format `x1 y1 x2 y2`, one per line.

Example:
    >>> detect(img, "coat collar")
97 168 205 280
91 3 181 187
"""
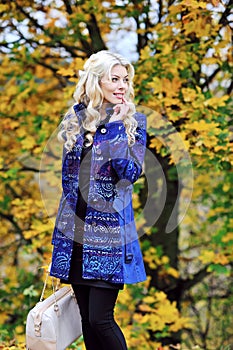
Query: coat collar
73 102 115 130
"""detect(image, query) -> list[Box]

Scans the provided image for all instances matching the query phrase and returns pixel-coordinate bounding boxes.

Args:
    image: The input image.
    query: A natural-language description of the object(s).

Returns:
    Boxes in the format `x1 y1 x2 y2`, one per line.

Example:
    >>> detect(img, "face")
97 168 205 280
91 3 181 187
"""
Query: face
100 65 129 104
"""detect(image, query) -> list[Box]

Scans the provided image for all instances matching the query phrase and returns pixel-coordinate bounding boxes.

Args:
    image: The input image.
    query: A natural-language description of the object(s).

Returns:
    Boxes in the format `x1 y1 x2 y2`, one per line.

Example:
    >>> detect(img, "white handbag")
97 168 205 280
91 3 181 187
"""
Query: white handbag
26 274 82 350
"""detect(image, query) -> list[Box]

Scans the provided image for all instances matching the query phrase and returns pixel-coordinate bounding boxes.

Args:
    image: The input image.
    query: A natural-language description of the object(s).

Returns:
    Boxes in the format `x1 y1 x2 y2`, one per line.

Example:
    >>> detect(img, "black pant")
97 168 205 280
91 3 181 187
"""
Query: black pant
72 285 128 350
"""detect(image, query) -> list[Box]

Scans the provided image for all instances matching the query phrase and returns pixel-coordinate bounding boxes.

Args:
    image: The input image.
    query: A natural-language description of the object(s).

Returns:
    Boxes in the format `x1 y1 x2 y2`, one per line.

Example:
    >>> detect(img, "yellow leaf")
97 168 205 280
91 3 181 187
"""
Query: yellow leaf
204 95 228 108
169 316 193 332
223 183 230 192
21 135 36 150
208 207 226 218
0 156 4 169
213 254 229 265
30 220 53 231
140 46 151 60
199 250 215 264
202 136 218 148
161 256 169 264
147 110 163 127
143 296 156 304
155 291 167 302
0 4 9 11
156 300 179 323
148 77 162 94
162 77 182 97
148 315 165 331
162 43 172 55
149 137 163 153
138 304 154 312
183 0 206 9
186 120 219 132
211 0 220 6
57 67 75 76
16 325 24 334
0 311 9 324
71 57 86 70
181 88 197 102
222 233 233 243
16 128 27 138
167 267 180 278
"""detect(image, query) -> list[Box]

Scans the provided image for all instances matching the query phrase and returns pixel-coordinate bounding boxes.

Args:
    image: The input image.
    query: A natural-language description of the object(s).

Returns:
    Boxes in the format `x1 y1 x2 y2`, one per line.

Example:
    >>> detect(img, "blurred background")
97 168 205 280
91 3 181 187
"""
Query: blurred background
0 0 232 349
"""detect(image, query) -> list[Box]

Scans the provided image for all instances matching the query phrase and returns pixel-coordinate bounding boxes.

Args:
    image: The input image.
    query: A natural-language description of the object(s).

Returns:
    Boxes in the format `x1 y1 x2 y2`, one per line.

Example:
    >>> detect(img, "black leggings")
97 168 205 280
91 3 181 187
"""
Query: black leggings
72 285 127 350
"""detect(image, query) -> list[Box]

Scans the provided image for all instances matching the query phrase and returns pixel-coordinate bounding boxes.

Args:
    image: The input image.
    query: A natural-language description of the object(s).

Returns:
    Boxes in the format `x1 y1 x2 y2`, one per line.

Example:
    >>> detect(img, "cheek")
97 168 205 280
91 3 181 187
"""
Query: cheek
103 86 114 96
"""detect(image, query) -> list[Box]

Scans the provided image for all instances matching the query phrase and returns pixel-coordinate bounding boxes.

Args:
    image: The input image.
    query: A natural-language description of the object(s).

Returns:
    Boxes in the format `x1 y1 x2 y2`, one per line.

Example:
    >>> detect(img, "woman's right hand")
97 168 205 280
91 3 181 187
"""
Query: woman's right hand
110 98 130 122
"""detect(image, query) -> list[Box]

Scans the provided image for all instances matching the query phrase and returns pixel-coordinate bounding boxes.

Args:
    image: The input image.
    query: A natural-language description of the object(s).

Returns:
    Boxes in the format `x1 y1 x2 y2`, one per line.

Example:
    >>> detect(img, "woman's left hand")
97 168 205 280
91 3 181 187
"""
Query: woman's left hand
110 98 130 122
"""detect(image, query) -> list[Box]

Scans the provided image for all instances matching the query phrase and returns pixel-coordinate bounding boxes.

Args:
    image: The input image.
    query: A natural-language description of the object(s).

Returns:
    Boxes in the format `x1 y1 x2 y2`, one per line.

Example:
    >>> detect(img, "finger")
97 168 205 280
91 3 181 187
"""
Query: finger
113 106 120 115
113 104 120 111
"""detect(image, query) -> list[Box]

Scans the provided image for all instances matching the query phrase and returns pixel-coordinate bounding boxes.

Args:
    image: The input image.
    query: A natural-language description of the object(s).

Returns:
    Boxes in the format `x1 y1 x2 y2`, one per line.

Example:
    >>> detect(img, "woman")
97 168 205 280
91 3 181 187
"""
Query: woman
50 50 147 350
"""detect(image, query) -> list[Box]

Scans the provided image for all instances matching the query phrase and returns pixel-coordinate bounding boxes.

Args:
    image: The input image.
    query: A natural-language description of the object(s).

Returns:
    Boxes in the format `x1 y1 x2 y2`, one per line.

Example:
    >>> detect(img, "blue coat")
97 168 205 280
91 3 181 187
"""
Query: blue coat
50 103 147 284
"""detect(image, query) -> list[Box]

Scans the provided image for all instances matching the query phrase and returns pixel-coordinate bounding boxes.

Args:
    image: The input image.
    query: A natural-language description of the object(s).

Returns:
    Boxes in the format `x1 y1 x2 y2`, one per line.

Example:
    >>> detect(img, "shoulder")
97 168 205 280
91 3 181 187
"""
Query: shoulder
73 102 86 116
72 102 86 123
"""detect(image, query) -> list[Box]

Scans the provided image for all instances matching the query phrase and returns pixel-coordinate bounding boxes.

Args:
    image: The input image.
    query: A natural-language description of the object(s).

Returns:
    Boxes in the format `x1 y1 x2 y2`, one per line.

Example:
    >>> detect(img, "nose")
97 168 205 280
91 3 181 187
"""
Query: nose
118 79 127 89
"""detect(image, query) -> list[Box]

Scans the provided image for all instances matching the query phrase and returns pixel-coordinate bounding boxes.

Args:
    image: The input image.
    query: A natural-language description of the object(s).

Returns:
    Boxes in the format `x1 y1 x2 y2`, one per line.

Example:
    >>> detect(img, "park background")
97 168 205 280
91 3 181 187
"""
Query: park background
0 0 232 349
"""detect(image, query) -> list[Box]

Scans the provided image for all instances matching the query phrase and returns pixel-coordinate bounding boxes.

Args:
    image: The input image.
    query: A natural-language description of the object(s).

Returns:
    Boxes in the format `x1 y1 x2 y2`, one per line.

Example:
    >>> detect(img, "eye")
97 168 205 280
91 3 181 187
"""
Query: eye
123 77 129 83
112 77 118 82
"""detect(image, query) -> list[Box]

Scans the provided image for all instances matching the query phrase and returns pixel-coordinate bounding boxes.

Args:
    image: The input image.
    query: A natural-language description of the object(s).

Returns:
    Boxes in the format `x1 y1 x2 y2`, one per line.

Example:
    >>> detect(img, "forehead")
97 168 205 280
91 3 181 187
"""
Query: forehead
109 64 128 76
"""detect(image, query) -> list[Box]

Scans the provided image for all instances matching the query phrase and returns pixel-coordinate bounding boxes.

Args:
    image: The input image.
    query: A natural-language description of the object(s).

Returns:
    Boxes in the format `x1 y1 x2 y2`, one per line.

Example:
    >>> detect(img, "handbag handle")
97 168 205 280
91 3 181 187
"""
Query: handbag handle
39 264 60 303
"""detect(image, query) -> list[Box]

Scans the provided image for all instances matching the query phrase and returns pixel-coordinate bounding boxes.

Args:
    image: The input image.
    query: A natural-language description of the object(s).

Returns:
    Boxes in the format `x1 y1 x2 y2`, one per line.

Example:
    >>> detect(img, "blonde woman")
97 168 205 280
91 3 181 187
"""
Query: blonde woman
50 50 147 350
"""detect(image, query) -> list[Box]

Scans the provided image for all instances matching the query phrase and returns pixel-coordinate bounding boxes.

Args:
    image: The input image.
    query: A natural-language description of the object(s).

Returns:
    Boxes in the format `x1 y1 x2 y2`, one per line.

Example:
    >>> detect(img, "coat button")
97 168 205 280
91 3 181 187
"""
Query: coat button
100 127 107 134
96 148 101 155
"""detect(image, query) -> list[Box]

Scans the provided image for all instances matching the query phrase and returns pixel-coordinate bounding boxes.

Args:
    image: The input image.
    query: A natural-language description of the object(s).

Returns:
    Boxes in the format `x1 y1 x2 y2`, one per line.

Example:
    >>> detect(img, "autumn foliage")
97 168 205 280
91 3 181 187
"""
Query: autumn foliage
0 0 232 349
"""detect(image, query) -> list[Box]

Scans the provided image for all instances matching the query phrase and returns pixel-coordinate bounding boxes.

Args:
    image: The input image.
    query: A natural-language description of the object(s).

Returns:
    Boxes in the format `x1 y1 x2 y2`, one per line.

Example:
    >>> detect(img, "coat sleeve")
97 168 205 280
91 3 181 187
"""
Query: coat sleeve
108 112 147 184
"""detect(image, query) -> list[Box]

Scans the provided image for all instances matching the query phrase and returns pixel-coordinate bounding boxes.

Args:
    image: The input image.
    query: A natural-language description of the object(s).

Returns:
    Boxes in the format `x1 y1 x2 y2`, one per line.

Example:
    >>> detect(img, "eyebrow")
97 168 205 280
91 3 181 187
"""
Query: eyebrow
111 74 129 78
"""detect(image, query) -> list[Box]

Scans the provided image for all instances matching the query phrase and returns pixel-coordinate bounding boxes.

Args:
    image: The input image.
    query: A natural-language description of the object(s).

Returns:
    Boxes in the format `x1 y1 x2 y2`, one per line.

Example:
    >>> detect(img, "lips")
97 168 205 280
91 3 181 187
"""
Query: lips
114 93 124 99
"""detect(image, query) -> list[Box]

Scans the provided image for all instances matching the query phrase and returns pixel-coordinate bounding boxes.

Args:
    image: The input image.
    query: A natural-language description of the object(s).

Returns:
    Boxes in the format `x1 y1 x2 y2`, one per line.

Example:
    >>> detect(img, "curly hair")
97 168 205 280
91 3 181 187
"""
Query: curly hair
58 50 137 151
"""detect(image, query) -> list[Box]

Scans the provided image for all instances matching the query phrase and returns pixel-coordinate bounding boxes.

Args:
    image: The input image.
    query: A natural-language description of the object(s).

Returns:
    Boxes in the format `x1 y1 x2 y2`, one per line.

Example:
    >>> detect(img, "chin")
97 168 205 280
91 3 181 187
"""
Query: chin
112 98 123 104
104 100 118 105
103 97 122 104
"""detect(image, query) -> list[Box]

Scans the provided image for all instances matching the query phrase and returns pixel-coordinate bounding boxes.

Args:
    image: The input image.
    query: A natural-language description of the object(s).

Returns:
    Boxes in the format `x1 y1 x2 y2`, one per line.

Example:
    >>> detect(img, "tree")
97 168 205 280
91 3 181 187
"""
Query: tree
0 0 232 348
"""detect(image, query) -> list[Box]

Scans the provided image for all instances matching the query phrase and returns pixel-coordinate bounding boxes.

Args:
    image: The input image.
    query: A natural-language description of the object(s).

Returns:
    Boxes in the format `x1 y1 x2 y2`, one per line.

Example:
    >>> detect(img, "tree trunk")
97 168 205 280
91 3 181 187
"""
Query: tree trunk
141 137 181 345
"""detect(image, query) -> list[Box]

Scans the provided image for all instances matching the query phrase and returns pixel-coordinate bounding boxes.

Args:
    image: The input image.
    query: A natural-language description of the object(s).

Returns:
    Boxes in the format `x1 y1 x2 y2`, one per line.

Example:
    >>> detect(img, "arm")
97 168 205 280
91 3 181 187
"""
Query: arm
108 113 147 184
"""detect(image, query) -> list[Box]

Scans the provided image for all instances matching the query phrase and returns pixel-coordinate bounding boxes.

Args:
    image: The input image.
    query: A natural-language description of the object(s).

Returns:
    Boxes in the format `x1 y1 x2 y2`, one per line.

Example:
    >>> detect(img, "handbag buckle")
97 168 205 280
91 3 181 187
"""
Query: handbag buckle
54 303 59 312
34 323 41 337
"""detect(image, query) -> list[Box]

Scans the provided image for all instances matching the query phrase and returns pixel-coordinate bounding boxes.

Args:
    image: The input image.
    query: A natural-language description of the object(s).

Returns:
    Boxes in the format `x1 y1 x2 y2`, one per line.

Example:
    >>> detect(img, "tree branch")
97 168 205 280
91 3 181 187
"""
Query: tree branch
164 266 211 300
14 1 79 57
180 267 211 292
227 78 233 95
63 0 73 15
86 14 107 53
200 67 221 90
33 59 68 87
158 0 163 22
219 1 232 27
0 211 22 235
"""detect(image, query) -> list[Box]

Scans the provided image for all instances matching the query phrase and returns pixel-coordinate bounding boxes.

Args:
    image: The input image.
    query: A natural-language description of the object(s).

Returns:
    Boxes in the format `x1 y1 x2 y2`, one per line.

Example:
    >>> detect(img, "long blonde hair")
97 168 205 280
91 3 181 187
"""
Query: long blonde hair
58 50 137 151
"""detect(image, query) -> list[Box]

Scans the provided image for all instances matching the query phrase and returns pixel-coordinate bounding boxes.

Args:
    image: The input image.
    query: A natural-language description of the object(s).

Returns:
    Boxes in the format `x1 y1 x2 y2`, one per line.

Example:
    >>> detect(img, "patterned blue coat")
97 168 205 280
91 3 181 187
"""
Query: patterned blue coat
50 104 147 284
